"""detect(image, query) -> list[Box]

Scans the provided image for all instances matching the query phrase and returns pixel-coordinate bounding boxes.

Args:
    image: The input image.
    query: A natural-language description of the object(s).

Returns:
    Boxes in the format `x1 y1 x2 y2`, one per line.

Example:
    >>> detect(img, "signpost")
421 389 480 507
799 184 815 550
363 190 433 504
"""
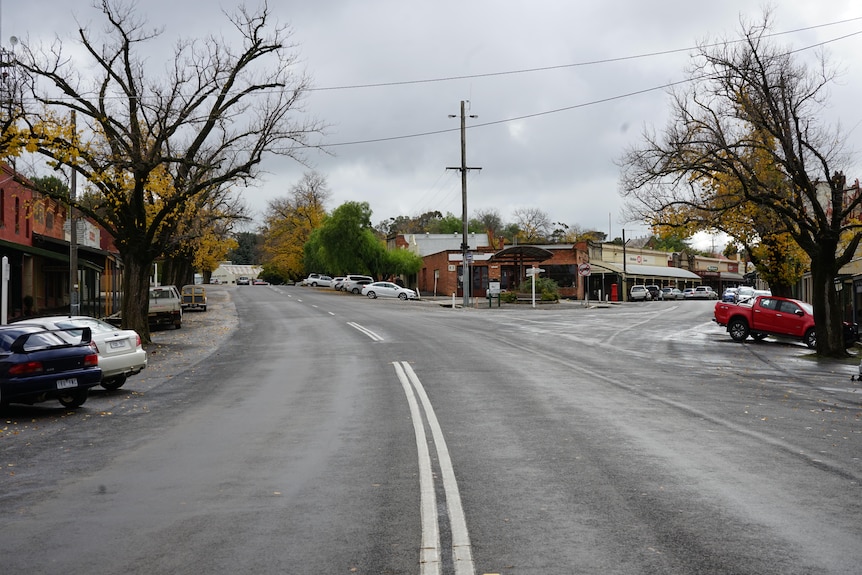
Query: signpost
578 263 592 306
526 266 545 308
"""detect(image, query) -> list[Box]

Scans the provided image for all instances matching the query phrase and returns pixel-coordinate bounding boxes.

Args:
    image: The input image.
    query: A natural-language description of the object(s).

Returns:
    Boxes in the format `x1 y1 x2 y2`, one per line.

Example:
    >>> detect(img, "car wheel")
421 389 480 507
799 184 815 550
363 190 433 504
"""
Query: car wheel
398 293 408 300
311 282 318 287
352 288 361 294
58 388 88 408
101 375 127 391
366 291 377 299
202 306 207 312
728 318 750 342
804 329 816 349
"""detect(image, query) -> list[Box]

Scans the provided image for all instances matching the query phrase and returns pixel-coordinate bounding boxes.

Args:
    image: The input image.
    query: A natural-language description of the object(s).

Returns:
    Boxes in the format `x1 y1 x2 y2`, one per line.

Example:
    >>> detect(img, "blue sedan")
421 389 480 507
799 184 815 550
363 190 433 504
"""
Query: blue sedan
0 325 102 409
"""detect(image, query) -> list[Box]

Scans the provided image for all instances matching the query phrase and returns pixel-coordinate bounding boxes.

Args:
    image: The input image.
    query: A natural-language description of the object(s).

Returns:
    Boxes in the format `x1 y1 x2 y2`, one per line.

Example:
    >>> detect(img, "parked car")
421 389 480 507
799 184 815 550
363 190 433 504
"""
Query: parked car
735 286 756 302
645 285 661 300
305 274 332 287
361 281 418 300
181 285 207 311
682 288 696 299
714 295 858 349
299 273 319 286
630 285 651 301
236 276 251 285
346 279 373 294
686 286 719 300
342 275 375 293
660 287 683 300
331 277 346 290
148 285 183 329
722 287 739 303
252 278 269 285
13 316 146 390
0 325 102 408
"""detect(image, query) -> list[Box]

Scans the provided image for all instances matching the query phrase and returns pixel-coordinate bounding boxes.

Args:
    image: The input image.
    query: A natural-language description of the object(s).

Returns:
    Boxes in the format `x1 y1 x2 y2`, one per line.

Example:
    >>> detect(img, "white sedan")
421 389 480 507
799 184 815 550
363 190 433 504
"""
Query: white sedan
14 316 147 390
361 282 418 300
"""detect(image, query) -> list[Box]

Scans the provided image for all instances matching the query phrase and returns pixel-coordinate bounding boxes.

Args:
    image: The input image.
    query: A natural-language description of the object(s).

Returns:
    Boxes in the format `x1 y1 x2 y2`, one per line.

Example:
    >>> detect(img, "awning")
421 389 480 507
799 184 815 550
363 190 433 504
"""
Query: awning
0 238 69 262
587 261 702 281
32 233 106 272
490 245 554 263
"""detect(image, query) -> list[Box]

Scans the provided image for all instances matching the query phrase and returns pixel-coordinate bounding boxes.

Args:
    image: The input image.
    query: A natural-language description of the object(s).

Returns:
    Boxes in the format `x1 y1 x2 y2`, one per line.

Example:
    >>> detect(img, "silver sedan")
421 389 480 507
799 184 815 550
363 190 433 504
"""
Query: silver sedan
361 281 418 300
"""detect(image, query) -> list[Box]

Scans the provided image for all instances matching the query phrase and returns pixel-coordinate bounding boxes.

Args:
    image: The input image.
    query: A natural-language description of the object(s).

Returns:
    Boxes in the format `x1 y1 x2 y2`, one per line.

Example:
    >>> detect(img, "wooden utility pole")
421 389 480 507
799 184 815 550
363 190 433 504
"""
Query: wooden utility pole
69 110 79 314
447 100 481 308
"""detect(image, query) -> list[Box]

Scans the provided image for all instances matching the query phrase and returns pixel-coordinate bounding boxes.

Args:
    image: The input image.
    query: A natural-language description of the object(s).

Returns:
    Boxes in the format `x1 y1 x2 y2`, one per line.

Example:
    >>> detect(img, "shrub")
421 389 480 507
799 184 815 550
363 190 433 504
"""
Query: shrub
501 291 518 303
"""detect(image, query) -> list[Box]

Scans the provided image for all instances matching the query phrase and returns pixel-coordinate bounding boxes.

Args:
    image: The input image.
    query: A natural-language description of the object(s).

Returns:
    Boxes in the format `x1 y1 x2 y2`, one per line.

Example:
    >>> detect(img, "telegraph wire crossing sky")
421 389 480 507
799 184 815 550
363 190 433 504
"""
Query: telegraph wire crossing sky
3 1 862 243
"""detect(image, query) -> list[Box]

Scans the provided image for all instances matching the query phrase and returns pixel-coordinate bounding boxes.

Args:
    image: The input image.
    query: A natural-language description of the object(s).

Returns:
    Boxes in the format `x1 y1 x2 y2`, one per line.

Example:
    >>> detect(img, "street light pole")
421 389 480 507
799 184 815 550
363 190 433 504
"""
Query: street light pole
447 100 481 308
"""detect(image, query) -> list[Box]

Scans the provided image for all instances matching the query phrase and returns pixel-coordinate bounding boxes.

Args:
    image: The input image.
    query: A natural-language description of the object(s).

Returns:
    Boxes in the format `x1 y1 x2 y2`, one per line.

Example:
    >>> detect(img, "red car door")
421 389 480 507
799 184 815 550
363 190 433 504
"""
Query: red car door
752 297 781 333
774 299 808 337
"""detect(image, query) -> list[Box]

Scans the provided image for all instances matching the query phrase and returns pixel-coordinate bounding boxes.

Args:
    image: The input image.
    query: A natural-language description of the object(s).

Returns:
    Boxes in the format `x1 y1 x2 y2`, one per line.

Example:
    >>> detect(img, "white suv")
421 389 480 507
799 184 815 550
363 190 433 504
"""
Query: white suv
630 285 652 301
342 275 374 294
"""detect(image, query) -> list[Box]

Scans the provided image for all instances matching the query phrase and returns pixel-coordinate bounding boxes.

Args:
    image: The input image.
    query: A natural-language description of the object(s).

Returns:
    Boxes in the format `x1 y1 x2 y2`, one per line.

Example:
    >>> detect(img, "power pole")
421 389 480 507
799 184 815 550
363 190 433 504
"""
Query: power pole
447 100 481 308
69 110 79 315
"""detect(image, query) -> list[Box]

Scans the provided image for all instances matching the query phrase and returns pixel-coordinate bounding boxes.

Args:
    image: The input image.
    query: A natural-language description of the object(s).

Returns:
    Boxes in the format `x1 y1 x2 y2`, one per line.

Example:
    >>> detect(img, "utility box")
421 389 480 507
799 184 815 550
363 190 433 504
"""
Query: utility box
487 280 501 308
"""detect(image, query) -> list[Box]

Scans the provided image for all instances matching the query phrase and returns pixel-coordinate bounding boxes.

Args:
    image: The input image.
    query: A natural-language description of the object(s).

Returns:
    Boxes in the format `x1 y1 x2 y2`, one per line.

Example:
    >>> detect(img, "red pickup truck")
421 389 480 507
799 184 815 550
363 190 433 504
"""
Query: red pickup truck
714 295 857 349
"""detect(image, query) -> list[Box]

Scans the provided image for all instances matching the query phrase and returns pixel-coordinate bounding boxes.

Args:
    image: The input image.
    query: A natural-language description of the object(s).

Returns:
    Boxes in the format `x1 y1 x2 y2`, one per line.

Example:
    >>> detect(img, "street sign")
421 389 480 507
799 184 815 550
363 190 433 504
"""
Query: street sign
578 263 592 276
525 267 545 276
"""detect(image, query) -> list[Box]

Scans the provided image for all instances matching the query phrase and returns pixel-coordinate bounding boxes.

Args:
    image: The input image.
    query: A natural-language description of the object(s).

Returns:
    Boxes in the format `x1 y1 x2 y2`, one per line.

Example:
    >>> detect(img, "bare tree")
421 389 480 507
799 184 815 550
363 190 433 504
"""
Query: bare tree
619 13 861 357
512 207 552 243
14 1 323 341
472 208 503 237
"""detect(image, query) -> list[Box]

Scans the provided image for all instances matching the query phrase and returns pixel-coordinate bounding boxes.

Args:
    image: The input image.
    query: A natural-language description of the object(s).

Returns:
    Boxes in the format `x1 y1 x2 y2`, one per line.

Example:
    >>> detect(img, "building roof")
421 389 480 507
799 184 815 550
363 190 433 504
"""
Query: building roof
406 233 490 256
212 264 262 277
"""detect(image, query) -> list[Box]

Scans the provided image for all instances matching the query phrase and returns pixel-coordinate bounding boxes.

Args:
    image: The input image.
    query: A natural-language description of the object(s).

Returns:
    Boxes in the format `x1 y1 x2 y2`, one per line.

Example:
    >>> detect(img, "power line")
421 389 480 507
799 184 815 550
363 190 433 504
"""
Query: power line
309 16 862 92
284 27 862 151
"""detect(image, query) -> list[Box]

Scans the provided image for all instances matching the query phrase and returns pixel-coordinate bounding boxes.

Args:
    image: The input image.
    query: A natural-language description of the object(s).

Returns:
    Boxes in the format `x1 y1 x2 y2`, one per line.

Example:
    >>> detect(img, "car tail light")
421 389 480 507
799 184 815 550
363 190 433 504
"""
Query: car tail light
83 353 99 367
10 361 44 375
135 334 142 348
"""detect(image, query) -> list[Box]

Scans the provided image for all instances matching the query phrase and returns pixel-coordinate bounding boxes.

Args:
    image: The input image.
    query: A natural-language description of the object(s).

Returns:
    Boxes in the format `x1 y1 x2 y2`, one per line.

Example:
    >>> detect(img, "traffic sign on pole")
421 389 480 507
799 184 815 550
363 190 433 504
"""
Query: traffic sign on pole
578 263 592 277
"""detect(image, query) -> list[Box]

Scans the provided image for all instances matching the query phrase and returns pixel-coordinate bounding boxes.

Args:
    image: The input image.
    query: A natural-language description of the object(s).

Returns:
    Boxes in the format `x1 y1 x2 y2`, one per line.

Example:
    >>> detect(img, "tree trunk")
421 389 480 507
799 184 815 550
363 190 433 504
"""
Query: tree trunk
161 256 194 290
809 255 846 358
121 256 154 344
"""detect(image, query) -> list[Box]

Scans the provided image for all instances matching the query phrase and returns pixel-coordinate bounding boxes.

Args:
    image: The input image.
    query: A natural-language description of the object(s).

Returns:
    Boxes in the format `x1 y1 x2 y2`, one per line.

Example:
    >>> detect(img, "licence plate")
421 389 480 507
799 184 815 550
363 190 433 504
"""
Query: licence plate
56 378 78 389
109 340 127 349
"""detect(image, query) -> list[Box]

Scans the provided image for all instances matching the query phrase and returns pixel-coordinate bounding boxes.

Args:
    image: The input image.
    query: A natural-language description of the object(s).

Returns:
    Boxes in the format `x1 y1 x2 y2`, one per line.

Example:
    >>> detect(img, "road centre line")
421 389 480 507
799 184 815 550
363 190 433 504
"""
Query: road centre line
347 322 384 342
393 361 475 575
393 361 441 575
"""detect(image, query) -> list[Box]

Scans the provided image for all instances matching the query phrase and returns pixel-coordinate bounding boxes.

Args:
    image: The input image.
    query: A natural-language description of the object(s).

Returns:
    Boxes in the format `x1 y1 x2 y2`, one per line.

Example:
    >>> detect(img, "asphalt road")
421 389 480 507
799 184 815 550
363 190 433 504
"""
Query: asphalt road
1 286 860 575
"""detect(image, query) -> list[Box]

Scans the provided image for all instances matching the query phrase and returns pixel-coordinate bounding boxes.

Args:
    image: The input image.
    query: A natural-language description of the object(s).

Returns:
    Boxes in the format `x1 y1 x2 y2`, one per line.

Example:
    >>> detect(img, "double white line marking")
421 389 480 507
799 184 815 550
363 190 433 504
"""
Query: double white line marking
348 322 384 342
392 361 475 575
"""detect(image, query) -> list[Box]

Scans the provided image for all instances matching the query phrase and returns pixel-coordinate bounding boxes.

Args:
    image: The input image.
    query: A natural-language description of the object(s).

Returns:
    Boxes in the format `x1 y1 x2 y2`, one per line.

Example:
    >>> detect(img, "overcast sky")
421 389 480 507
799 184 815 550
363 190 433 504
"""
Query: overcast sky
4 1 862 242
